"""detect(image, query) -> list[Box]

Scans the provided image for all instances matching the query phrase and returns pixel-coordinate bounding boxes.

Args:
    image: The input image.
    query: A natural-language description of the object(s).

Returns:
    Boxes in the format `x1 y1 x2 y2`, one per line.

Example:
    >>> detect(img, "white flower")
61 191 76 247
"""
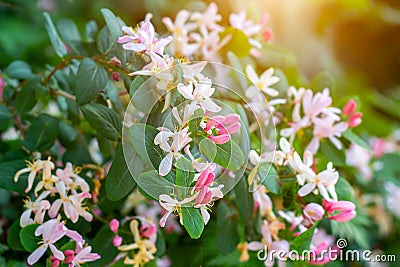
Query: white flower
158 194 197 227
154 127 192 176
245 65 279 98
20 191 51 227
177 81 221 112
14 158 54 193
297 162 339 201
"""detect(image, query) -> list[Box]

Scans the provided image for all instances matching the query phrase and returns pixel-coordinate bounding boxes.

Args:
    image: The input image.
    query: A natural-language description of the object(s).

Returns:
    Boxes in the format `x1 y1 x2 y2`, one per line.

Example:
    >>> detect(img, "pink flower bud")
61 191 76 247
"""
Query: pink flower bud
329 210 356 222
372 138 386 157
63 250 75 264
194 165 215 191
303 203 324 222
322 199 356 222
195 188 213 206
109 219 119 233
109 56 122 66
112 72 120 82
343 99 357 116
348 112 362 128
208 134 230 144
262 28 273 42
224 114 240 124
113 235 123 247
50 256 60 267
140 223 157 238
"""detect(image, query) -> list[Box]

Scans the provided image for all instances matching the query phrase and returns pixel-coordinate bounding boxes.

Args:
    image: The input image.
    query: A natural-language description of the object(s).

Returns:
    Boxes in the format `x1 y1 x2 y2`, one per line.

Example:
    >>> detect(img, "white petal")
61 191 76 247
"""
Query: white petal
27 245 48 265
159 153 173 176
298 183 316 197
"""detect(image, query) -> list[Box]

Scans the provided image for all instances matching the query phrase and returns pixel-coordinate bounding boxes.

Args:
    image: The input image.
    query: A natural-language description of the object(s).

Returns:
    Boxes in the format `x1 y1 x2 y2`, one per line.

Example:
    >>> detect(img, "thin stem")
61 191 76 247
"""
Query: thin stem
9 106 26 139
43 55 84 85
50 89 76 101
214 95 246 104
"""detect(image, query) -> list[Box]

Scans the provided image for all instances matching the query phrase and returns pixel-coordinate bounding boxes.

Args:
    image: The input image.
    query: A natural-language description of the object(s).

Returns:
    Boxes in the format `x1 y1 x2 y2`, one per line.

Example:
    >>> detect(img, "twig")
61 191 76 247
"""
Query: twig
9 106 26 139
50 89 76 101
43 55 84 85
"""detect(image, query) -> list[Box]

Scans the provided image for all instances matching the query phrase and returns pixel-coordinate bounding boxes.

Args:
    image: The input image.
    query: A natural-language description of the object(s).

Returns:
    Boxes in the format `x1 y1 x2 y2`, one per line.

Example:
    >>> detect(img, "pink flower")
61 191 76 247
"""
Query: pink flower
303 203 324 223
372 138 386 157
140 223 157 238
177 81 221 112
204 114 240 144
113 235 122 247
194 163 216 191
0 76 5 100
27 219 67 265
342 99 362 128
67 246 101 266
109 219 119 233
322 199 356 222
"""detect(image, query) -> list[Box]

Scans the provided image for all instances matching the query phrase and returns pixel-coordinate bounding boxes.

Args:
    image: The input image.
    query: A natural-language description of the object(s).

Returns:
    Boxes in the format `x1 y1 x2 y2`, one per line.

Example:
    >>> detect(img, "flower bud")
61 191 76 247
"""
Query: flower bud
140 223 157 238
303 203 324 222
343 99 357 116
112 72 120 82
113 235 123 247
109 218 119 233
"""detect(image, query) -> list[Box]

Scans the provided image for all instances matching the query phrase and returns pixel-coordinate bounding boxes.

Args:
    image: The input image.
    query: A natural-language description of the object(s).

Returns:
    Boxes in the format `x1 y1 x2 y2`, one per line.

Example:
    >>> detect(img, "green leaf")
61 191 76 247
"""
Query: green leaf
237 105 250 158
0 160 28 193
85 20 98 43
75 58 108 105
96 26 114 54
128 123 164 169
22 114 59 152
100 8 123 43
181 207 204 239
91 226 119 267
62 135 92 165
14 77 39 115
43 12 67 58
227 52 247 90
199 139 244 171
290 222 318 254
58 121 78 147
258 163 280 194
57 18 83 54
7 220 24 251
136 170 174 200
81 103 122 141
309 71 335 91
5 60 34 80
19 224 40 253
175 156 194 199
219 27 251 57
216 202 240 254
234 177 254 223
129 75 148 97
0 104 12 121
188 108 204 135
342 129 370 151
60 241 76 251
336 177 354 201
105 143 138 201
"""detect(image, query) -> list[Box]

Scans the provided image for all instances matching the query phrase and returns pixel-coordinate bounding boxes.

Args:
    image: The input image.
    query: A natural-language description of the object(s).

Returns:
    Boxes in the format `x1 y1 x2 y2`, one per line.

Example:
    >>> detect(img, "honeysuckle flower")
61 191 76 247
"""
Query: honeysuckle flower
193 163 216 191
181 61 207 82
27 219 67 265
190 2 223 32
343 99 362 127
49 182 92 223
306 117 348 154
118 220 157 267
154 126 192 176
118 21 172 56
56 163 90 193
278 210 304 231
177 81 221 112
172 104 196 127
303 203 324 224
346 144 372 181
158 194 197 227
297 162 339 201
322 199 356 222
247 221 290 267
253 185 274 218
64 246 100 267
184 145 209 172
245 65 279 98
20 191 51 227
384 181 400 219
14 158 54 193
190 27 229 62
287 86 306 122
194 185 224 225
204 114 240 144
302 88 332 119
308 229 337 265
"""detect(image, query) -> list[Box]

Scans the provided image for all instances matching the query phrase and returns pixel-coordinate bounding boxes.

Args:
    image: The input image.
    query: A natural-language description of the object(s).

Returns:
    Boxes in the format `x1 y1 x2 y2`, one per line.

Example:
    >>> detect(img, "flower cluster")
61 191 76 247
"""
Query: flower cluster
14 157 99 266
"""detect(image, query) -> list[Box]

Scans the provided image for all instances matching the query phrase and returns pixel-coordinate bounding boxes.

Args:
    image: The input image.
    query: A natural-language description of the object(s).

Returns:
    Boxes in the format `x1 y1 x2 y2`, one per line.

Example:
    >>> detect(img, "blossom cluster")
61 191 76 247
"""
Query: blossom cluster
14 157 99 266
